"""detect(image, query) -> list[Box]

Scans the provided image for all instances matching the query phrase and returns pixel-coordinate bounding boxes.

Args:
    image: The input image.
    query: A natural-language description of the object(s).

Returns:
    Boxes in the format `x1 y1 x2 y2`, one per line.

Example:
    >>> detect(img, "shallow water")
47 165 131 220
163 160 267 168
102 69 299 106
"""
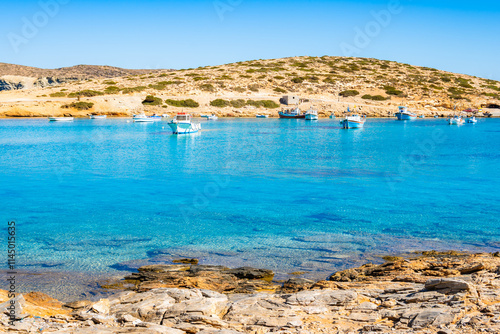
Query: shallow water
1 117 499 289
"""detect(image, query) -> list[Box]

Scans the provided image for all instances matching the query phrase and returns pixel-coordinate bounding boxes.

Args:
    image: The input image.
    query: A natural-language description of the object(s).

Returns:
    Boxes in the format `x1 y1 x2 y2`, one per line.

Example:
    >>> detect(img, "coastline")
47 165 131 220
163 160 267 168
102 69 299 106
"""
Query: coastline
2 251 500 333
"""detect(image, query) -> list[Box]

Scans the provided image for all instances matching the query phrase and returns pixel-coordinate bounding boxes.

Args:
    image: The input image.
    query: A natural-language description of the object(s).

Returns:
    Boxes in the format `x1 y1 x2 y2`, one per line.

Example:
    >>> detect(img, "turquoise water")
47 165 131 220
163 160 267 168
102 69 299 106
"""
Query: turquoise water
1 118 499 280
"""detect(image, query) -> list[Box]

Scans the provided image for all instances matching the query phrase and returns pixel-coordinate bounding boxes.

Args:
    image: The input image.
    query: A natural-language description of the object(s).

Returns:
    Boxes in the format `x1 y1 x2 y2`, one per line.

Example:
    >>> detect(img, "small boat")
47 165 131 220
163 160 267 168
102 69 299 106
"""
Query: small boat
419 115 425 119
133 114 154 123
279 107 305 119
329 114 336 119
168 113 201 134
305 108 319 120
200 114 218 120
89 115 107 119
256 114 269 118
448 115 465 125
340 113 365 129
434 115 439 118
149 114 162 121
48 117 74 122
466 116 478 124
395 106 417 121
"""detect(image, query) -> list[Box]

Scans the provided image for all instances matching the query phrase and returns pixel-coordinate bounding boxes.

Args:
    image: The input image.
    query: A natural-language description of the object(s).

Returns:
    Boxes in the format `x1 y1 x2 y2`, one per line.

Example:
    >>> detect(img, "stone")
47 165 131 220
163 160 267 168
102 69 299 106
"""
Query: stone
225 267 274 280
285 289 358 306
409 309 455 328
425 279 471 293
91 299 110 314
64 300 92 310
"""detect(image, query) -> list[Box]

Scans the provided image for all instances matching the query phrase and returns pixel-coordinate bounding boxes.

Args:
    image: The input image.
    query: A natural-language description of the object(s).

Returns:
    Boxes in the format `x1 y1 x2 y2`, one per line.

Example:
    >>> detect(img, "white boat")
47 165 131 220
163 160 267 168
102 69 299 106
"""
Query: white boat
419 115 426 119
48 117 74 122
395 106 417 120
256 114 269 118
168 113 201 134
340 113 365 129
329 114 336 119
466 116 478 124
434 115 439 118
448 115 465 125
279 107 305 119
133 114 154 123
305 108 319 120
201 114 218 120
89 115 107 119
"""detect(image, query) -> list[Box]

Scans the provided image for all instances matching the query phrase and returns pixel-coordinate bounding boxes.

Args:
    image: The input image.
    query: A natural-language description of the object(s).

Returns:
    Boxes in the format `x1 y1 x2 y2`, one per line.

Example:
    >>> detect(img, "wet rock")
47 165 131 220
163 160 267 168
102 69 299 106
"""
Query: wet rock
225 267 274 280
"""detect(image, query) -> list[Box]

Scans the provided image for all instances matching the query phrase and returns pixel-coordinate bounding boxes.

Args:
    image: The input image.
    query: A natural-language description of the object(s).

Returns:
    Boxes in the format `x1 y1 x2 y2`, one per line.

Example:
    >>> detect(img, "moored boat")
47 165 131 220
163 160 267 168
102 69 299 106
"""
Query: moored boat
329 114 336 119
89 115 107 119
48 117 74 122
279 107 305 119
448 115 465 125
395 106 417 120
133 114 154 123
168 113 201 134
340 113 365 129
305 108 318 120
256 114 269 118
467 116 478 124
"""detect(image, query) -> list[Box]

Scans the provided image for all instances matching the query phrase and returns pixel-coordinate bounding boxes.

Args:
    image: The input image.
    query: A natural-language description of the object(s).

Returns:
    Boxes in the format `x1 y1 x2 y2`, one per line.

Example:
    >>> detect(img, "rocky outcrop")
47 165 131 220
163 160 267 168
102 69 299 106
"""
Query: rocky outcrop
1 252 500 333
0 75 76 91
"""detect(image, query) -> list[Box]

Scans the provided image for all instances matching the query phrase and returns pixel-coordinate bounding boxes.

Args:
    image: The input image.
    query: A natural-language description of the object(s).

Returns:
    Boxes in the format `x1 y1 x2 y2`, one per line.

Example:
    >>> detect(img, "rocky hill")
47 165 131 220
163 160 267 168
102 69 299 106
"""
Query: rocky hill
1 56 499 117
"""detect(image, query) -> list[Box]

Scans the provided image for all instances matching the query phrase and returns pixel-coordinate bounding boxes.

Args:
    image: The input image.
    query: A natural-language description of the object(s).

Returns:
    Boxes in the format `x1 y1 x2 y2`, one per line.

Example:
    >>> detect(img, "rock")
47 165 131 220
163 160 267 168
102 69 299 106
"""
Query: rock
225 267 274 280
91 299 110 314
409 309 455 328
348 311 381 322
64 300 92 310
425 278 471 293
285 289 357 306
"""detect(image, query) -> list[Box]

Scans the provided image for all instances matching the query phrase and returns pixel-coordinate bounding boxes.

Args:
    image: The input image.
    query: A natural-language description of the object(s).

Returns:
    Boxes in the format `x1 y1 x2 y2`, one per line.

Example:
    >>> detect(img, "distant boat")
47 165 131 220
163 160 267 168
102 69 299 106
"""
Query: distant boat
133 114 154 123
256 114 269 118
89 115 107 119
395 106 417 120
305 108 318 120
448 115 465 125
434 115 439 118
279 107 305 119
204 114 218 121
340 113 365 129
48 117 73 122
467 116 478 124
149 114 162 121
419 115 425 119
168 113 201 134
329 114 336 119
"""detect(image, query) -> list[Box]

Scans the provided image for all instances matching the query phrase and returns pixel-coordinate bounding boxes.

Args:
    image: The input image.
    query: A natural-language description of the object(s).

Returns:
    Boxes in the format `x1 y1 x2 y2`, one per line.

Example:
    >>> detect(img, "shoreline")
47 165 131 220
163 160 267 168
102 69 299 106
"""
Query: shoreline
1 251 500 333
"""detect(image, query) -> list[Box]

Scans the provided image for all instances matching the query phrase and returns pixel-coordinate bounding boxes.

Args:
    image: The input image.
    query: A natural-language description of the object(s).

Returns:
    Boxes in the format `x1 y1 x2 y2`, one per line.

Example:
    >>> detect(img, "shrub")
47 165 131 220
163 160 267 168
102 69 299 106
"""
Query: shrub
248 84 259 92
274 87 287 93
274 76 285 80
210 99 231 107
362 94 389 101
339 90 360 97
61 102 94 110
142 95 163 106
246 100 280 109
50 92 66 97
103 80 117 85
121 86 147 94
230 99 246 108
456 78 473 89
104 86 121 94
68 90 103 98
384 86 405 97
234 87 246 93
291 77 304 84
199 84 216 92
165 99 199 108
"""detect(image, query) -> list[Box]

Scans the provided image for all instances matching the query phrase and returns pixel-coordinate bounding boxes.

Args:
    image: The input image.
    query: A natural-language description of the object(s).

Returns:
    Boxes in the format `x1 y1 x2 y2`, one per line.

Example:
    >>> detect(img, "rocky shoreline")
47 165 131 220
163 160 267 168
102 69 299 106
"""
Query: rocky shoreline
2 251 500 333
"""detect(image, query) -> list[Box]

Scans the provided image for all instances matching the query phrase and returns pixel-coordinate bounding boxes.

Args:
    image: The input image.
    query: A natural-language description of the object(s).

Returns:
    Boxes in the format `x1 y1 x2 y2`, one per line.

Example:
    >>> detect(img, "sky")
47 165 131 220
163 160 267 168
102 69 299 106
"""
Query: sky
1 0 499 80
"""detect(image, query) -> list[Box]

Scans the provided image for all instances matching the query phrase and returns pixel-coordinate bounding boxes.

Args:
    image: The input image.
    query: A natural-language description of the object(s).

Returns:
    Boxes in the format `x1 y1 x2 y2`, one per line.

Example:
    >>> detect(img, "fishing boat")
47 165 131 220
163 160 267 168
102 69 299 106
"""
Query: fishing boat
419 115 426 119
133 113 154 123
340 113 365 129
89 115 107 119
149 114 162 121
278 107 305 119
329 114 336 119
48 117 74 122
434 115 439 118
305 108 319 120
206 114 218 121
256 114 269 118
168 113 201 134
395 106 417 121
467 116 478 124
448 115 465 125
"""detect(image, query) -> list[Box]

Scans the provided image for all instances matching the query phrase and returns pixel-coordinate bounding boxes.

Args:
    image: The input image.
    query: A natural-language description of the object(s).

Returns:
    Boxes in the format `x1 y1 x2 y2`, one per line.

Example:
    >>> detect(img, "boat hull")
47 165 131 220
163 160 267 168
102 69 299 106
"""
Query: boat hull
396 113 417 121
133 118 154 123
49 117 74 122
341 120 364 129
256 115 269 118
168 122 201 134
448 119 465 125
279 113 305 119
90 115 107 119
305 114 318 120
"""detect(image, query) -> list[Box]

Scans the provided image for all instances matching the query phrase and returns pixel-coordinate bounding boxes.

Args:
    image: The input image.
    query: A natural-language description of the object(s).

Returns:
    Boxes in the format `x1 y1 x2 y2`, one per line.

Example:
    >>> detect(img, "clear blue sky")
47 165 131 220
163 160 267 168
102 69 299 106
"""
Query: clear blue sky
1 0 499 80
